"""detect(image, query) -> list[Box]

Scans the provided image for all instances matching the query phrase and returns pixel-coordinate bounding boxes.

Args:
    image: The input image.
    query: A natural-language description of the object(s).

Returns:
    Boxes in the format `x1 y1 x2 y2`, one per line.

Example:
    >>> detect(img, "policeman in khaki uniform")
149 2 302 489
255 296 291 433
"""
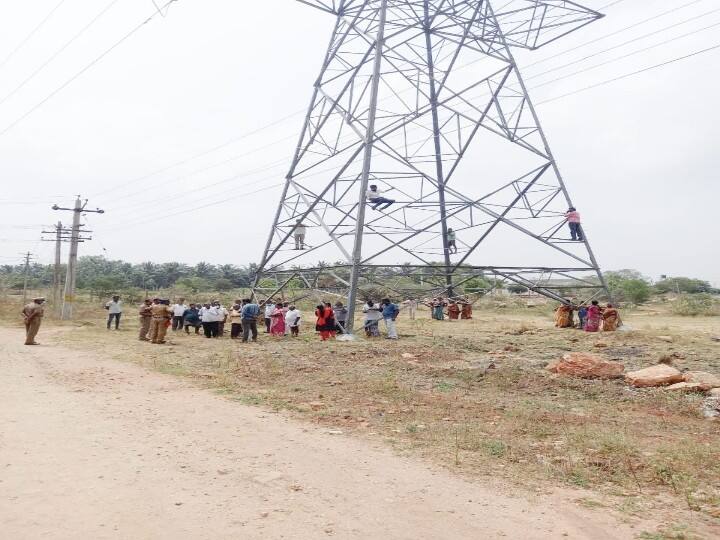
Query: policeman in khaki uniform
22 297 45 345
148 298 172 344
138 299 153 341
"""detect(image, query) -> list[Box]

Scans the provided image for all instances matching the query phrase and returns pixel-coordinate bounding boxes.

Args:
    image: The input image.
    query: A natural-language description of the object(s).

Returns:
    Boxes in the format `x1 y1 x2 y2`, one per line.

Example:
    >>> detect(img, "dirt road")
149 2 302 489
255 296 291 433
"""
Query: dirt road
0 327 641 539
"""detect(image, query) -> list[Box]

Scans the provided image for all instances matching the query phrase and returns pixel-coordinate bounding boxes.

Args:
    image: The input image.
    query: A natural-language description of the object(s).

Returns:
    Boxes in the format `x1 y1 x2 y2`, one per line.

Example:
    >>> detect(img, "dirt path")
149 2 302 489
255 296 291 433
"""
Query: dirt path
0 327 642 539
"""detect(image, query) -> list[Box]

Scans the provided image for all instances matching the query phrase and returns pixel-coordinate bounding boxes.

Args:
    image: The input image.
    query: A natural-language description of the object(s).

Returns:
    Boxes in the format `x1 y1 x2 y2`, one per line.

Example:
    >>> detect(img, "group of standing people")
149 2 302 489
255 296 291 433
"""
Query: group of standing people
427 297 473 321
555 300 620 332
263 300 303 337
362 299 400 339
137 298 269 344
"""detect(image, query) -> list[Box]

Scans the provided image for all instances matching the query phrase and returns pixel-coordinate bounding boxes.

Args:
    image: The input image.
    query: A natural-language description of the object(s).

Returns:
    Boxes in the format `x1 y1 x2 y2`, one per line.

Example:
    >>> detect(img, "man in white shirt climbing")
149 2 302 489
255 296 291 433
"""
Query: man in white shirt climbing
366 184 395 211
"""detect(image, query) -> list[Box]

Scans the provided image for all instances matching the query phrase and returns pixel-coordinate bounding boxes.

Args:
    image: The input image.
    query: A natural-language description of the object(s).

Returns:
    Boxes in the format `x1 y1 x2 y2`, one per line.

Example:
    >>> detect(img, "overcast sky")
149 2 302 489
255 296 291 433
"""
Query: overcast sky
0 0 718 284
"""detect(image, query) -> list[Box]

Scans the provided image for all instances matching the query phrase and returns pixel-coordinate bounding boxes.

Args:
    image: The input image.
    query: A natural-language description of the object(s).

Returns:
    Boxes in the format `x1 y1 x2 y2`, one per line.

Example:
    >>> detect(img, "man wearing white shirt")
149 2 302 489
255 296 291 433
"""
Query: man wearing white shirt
293 219 307 250
171 298 188 331
198 303 209 323
285 306 301 337
105 295 123 330
215 302 229 336
366 184 395 211
201 303 221 339
264 300 275 333
402 298 418 320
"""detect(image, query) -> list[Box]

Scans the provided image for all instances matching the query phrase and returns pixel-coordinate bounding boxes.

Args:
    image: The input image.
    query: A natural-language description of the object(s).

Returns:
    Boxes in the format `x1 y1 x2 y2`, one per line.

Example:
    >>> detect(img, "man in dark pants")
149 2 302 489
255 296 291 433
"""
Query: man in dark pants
105 295 122 330
183 303 201 335
565 207 584 241
241 299 260 343
366 184 395 211
171 298 187 331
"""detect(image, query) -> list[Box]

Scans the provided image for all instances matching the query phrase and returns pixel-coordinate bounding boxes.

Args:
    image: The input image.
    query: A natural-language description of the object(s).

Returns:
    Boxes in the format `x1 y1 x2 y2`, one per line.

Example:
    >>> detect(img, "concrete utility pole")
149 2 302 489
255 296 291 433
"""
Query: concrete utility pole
52 222 63 315
42 221 86 317
20 251 33 304
52 197 104 320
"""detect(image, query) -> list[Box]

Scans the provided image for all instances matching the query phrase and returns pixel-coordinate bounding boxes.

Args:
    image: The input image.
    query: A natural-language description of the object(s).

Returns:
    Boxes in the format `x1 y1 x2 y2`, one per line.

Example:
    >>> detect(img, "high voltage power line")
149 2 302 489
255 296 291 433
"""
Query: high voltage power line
523 0 708 69
523 5 720 80
100 38 720 232
0 0 180 138
530 20 720 90
99 15 720 223
86 0 710 206
0 0 123 109
0 0 69 70
3 0 715 236
537 41 720 105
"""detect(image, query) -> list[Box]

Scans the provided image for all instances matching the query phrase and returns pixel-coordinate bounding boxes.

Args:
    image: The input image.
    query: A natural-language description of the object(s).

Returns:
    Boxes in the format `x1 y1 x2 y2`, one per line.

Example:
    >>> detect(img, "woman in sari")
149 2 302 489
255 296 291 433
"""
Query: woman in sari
431 297 445 320
315 304 334 341
554 304 574 328
584 300 602 332
324 302 337 338
447 301 460 320
460 300 473 320
270 302 286 336
602 304 620 331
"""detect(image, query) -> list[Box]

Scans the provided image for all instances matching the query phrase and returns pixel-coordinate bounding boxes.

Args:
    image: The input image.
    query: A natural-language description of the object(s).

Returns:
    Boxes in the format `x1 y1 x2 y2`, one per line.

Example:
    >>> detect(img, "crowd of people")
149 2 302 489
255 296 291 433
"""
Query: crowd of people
20 291 621 347
426 297 473 321
554 300 621 332
128 297 404 345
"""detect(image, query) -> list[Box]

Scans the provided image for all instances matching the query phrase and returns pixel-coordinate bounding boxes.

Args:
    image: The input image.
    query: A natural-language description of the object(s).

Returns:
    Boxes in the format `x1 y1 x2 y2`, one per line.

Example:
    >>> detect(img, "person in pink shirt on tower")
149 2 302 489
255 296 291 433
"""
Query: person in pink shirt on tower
565 207 584 241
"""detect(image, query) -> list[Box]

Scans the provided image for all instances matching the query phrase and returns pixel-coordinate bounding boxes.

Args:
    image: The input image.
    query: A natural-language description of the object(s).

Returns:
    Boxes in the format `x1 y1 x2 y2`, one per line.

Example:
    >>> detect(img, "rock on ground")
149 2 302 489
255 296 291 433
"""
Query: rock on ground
546 353 624 379
665 382 707 393
625 364 684 388
682 371 720 391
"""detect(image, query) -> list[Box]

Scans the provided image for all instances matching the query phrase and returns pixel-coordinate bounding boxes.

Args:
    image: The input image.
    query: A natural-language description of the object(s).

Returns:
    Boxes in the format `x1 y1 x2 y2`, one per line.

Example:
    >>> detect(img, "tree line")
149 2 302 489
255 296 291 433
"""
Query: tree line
0 256 259 296
0 257 716 306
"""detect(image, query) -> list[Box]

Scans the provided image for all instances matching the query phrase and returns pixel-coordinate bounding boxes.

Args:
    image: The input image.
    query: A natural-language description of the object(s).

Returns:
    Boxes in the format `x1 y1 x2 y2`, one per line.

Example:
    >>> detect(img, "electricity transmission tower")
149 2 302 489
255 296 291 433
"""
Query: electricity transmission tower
52 197 103 320
255 0 611 329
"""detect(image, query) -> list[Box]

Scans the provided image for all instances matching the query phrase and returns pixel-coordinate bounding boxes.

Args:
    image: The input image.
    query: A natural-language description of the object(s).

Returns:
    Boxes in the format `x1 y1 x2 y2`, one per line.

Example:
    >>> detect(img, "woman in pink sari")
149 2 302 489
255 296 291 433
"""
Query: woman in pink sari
270 302 286 336
584 300 602 332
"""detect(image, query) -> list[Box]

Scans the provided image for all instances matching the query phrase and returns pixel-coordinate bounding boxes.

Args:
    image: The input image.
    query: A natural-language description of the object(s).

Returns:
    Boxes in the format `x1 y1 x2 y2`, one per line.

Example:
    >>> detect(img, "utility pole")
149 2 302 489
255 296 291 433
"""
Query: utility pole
52 197 104 320
20 251 33 304
52 222 63 315
42 221 90 317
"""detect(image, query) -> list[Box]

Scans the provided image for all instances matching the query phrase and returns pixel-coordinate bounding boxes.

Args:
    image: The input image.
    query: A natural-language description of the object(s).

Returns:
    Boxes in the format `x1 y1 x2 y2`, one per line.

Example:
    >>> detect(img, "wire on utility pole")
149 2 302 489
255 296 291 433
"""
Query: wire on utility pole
52 197 104 320
41 221 90 316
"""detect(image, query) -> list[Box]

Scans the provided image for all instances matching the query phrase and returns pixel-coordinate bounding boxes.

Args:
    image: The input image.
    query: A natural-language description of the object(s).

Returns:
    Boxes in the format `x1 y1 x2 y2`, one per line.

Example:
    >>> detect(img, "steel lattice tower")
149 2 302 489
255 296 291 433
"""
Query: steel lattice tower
254 0 611 329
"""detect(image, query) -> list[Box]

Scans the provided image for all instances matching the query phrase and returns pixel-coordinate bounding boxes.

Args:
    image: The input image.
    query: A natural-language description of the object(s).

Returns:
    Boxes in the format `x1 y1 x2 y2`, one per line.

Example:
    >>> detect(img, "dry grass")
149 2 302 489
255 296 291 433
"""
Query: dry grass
4 293 720 536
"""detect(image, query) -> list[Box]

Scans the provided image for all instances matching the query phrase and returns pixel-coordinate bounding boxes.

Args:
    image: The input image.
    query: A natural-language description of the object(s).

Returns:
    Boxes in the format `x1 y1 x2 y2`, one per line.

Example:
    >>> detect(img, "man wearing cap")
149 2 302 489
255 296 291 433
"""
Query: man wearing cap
148 298 172 344
22 297 45 345
138 299 153 341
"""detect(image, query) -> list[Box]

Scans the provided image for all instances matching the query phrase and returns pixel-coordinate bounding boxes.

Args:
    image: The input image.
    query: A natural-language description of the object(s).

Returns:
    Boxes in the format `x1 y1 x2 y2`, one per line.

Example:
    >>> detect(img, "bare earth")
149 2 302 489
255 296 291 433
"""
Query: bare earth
0 327 644 539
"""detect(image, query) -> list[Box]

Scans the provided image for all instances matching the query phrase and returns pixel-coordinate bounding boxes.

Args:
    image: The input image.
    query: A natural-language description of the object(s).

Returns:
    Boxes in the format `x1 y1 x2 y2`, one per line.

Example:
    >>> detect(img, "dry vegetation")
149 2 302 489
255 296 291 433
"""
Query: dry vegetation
3 294 720 538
